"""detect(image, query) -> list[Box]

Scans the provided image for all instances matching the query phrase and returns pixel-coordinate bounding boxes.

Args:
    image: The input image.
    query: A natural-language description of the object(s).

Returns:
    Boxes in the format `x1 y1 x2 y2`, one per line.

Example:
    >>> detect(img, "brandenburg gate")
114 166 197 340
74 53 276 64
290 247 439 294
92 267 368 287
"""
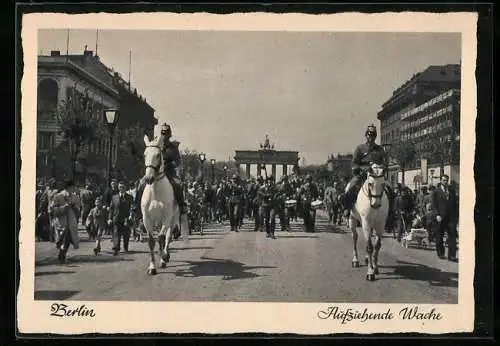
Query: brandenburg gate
234 135 300 179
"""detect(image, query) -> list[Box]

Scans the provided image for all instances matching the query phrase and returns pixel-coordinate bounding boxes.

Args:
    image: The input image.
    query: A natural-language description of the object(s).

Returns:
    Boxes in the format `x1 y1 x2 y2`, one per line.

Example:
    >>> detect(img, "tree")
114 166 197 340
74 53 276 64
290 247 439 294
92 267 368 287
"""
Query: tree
390 140 417 186
53 93 104 180
180 148 203 179
425 134 459 177
114 122 146 182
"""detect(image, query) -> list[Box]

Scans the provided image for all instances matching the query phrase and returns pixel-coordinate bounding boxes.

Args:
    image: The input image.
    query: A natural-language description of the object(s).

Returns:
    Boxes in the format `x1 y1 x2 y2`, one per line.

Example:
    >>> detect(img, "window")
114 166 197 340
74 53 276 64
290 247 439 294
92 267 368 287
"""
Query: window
37 78 59 113
37 132 54 150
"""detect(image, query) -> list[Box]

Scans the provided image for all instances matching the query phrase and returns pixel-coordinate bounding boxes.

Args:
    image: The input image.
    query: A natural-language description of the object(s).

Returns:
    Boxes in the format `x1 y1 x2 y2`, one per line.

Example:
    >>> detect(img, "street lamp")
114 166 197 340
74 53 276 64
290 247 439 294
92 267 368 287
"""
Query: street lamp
199 153 206 181
381 143 392 182
429 169 435 186
223 165 228 179
210 159 216 184
104 109 119 186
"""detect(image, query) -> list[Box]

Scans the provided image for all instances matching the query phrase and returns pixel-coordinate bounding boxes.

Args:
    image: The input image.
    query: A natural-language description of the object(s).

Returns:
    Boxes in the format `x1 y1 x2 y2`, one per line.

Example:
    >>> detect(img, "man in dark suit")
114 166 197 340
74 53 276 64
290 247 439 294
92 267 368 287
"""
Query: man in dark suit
431 174 458 261
103 178 119 235
108 181 135 256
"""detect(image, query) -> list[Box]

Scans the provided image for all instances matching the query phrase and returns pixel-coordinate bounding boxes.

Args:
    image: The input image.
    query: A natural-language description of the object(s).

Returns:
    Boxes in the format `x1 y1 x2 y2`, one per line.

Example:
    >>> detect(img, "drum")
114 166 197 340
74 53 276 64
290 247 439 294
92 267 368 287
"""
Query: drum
311 200 324 210
285 199 297 208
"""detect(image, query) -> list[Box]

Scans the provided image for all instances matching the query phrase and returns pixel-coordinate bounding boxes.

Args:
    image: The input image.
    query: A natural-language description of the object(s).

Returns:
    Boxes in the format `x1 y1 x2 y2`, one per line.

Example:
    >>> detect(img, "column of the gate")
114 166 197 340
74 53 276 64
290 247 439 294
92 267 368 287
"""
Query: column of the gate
246 164 251 179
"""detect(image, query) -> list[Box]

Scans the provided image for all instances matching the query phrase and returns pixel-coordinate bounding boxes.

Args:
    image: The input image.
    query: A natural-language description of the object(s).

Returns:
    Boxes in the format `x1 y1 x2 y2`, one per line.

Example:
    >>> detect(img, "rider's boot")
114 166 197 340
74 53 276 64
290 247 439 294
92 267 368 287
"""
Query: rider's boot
171 179 189 240
338 189 352 218
340 175 361 218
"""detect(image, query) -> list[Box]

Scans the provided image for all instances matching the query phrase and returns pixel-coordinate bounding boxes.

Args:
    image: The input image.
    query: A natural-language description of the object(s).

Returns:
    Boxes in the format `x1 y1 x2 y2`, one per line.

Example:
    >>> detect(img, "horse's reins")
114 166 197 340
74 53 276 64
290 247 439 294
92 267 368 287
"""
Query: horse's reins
145 145 166 182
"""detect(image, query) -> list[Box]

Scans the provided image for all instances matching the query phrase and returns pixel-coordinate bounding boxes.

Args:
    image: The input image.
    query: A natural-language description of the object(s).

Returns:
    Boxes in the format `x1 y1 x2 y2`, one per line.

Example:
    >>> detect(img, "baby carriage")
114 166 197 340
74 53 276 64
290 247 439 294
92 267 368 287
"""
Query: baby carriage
401 227 430 249
133 217 149 242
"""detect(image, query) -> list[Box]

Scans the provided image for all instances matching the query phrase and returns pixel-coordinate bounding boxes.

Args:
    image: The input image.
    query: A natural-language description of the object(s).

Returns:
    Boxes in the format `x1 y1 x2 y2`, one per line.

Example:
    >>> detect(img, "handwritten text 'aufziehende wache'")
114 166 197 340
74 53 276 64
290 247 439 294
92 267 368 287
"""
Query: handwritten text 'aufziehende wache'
317 306 442 324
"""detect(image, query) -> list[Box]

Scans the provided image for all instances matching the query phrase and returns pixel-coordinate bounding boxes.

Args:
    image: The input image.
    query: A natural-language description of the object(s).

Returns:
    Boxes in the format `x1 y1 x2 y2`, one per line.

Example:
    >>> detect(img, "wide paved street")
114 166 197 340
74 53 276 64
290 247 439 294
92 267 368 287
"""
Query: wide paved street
34 211 458 303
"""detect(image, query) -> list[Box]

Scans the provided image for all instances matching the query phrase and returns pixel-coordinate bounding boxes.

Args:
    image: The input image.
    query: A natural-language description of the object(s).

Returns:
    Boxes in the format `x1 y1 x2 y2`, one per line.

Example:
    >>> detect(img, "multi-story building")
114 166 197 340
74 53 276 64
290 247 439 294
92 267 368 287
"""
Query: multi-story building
37 48 156 185
399 88 460 187
377 64 461 188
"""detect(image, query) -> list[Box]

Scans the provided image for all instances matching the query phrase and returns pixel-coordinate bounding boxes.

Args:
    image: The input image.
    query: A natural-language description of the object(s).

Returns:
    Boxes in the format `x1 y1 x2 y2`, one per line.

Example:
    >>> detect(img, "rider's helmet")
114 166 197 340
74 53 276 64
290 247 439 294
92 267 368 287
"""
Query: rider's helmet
365 124 377 138
161 123 172 137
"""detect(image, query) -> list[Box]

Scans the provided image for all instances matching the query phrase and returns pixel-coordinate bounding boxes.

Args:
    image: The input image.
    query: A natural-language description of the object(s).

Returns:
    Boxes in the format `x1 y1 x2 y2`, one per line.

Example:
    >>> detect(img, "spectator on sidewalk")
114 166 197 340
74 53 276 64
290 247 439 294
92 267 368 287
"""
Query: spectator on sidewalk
108 181 135 256
86 196 108 256
49 179 81 264
432 175 459 262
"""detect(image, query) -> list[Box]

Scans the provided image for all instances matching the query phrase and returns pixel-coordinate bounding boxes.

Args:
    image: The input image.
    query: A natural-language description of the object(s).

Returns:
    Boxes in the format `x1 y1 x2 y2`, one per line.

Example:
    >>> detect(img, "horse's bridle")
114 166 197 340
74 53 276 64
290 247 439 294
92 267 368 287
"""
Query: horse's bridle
144 145 166 181
362 170 385 208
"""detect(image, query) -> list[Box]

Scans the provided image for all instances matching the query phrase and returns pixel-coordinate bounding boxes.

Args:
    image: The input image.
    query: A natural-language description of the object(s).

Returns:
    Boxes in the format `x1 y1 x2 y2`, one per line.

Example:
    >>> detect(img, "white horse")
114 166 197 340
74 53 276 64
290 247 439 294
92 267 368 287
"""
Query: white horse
347 163 389 281
141 134 189 275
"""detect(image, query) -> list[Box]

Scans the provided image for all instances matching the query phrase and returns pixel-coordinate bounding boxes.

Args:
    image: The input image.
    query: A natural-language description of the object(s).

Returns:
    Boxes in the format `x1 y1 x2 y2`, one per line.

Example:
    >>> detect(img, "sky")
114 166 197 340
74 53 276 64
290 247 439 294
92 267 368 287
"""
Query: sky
38 29 461 167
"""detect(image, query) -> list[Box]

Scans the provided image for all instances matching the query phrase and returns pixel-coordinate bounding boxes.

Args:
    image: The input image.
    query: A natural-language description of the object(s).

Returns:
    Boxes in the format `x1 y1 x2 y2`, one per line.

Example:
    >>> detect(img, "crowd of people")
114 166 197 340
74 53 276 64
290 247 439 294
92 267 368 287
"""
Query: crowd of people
35 171 459 263
34 123 459 264
35 172 329 259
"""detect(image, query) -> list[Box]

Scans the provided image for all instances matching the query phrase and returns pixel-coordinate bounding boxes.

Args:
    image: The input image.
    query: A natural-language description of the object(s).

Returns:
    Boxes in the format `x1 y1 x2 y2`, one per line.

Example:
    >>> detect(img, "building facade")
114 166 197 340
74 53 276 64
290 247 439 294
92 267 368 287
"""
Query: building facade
37 48 156 185
377 64 461 188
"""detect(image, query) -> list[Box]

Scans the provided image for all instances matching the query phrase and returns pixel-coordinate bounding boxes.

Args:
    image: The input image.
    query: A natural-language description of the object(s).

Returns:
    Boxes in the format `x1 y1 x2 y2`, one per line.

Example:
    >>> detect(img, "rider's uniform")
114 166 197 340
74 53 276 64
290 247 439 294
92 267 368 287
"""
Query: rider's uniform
160 137 188 214
135 124 187 215
343 142 388 210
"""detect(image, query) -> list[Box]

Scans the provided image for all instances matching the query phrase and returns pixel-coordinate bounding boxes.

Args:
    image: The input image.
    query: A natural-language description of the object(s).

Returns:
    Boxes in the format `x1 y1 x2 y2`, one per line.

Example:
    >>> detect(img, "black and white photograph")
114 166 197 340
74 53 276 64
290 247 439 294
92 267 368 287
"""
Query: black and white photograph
19 12 477 334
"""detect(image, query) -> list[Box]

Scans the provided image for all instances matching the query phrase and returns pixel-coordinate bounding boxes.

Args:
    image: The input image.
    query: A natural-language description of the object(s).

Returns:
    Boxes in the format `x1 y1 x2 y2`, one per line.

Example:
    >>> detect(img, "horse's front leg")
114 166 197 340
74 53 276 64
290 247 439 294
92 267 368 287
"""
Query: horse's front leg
350 215 360 267
143 217 157 275
158 224 169 268
373 234 382 275
361 221 375 281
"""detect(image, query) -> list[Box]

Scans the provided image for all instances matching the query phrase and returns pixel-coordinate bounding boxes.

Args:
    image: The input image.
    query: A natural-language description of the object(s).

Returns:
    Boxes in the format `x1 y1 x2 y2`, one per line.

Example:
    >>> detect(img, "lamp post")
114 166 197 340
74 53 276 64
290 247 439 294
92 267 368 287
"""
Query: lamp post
223 165 228 179
104 109 119 186
210 159 216 185
199 153 206 181
382 143 392 182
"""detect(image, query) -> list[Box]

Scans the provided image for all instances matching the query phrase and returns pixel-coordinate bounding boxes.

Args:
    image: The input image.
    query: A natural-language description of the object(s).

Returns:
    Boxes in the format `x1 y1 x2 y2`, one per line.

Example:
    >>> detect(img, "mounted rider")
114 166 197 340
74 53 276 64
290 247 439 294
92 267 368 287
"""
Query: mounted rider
159 123 188 215
136 123 188 216
338 124 394 228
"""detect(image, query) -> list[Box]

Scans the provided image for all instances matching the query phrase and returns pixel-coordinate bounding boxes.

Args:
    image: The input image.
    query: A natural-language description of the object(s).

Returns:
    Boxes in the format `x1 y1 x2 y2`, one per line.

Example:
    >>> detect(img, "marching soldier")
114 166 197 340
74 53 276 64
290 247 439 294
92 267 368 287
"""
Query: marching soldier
298 175 319 232
324 180 340 225
258 175 278 238
277 175 294 232
253 176 265 231
228 174 244 232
